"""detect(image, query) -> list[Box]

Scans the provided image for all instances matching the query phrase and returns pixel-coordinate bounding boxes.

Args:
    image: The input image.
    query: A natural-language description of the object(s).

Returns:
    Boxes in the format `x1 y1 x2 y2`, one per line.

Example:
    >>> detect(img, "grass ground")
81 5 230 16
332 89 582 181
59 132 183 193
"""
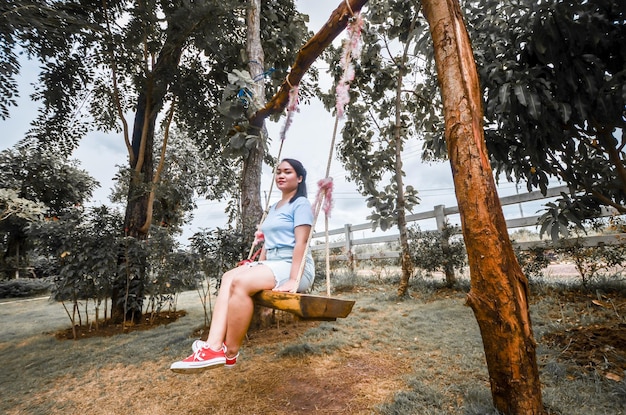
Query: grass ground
0 270 625 414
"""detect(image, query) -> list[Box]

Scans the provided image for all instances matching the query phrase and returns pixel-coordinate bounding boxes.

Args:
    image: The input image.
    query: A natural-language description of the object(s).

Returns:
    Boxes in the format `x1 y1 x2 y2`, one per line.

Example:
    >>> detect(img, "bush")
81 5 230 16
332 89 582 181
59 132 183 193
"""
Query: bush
408 222 467 287
514 246 552 280
0 278 51 299
323 269 359 293
555 235 626 286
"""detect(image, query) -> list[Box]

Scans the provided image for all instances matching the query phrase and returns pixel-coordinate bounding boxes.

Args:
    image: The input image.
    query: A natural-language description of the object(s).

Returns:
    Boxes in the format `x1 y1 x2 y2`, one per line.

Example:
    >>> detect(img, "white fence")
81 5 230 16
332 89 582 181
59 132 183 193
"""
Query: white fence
309 185 626 262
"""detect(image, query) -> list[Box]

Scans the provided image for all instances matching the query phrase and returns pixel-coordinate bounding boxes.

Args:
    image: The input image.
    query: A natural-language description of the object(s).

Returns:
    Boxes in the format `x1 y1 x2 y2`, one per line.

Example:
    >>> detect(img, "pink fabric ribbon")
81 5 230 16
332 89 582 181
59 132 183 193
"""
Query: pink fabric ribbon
280 85 300 141
253 230 265 246
336 13 364 118
314 177 334 217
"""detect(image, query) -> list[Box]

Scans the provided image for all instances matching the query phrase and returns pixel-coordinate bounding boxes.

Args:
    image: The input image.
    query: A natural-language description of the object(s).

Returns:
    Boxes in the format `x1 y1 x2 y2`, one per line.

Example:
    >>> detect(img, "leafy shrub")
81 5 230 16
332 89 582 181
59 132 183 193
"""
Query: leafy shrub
189 227 248 290
323 269 359 293
0 278 51 299
188 228 248 327
27 206 203 336
556 241 626 286
545 218 626 286
407 222 467 287
143 226 201 322
514 246 552 280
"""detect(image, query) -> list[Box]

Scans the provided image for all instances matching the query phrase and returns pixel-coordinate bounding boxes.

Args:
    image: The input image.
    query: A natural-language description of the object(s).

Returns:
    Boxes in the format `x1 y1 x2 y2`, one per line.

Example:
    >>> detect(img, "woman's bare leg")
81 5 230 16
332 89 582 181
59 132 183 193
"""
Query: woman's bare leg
204 268 239 350
169 265 276 372
224 265 275 357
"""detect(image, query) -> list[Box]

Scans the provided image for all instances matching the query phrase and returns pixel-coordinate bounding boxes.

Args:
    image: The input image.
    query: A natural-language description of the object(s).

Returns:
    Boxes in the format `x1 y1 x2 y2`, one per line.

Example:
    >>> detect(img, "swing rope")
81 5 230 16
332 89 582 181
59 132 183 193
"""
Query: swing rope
248 7 363 298
292 8 363 294
292 115 339 294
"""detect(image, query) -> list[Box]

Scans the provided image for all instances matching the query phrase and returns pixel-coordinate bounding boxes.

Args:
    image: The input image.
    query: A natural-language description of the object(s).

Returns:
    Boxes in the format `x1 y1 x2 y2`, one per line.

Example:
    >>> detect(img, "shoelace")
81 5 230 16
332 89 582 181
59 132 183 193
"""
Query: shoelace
192 348 206 361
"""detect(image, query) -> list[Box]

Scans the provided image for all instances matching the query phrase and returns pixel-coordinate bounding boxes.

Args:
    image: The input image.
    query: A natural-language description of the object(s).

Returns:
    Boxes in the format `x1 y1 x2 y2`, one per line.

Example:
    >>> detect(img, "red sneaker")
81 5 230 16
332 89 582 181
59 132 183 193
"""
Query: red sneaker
170 346 226 374
225 352 239 368
190 340 239 368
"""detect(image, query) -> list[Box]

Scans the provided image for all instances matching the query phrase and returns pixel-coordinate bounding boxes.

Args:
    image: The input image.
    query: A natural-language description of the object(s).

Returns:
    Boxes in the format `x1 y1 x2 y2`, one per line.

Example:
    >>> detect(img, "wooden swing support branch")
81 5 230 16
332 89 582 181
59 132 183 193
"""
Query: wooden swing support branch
249 0 368 129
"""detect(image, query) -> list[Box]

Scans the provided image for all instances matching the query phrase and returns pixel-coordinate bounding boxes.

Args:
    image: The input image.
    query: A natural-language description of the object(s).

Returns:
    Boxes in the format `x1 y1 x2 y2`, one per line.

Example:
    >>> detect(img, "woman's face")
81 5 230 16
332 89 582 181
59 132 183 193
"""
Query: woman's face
275 161 302 194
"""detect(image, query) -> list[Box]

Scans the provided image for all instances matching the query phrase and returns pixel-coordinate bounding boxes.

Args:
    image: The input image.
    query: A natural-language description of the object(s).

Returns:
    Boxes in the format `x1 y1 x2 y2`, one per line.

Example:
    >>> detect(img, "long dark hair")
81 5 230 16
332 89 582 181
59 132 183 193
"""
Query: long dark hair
281 158 307 203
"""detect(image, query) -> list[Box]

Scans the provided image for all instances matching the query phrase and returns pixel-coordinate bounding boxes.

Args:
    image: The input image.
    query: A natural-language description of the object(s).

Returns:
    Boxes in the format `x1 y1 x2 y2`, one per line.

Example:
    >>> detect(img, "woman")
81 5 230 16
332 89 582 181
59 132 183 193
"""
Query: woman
170 158 315 373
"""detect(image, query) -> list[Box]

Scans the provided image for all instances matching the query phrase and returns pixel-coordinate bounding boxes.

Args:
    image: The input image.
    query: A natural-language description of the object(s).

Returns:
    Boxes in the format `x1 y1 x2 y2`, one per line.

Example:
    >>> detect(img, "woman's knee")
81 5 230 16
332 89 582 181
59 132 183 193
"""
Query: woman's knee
229 269 274 296
222 268 239 285
229 274 252 297
217 270 239 298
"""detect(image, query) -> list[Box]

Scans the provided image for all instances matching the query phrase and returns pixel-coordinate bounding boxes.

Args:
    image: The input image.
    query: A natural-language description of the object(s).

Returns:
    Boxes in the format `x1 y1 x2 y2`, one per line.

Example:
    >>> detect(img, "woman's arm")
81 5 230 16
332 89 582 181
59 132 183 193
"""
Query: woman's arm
273 224 311 292
289 224 311 281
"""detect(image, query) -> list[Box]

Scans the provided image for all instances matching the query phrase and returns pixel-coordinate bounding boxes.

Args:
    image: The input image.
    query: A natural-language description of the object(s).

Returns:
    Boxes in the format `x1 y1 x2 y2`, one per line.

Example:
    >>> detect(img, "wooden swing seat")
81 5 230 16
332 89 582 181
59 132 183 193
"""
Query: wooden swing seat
253 290 355 321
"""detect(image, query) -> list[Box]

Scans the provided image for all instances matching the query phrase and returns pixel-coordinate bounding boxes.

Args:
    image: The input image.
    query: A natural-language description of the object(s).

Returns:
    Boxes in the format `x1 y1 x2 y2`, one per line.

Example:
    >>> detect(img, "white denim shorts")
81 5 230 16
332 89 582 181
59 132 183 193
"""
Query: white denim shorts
250 247 315 292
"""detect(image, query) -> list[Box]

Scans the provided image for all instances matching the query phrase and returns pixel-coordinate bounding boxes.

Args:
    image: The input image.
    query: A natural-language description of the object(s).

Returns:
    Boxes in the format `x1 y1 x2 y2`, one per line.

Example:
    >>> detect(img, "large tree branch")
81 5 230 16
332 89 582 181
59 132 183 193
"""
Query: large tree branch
139 99 176 234
249 0 368 129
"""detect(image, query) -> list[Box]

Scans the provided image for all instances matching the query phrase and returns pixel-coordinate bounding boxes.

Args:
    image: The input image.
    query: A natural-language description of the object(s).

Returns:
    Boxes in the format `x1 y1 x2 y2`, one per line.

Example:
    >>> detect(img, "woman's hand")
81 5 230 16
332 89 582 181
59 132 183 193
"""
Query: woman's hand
273 279 298 293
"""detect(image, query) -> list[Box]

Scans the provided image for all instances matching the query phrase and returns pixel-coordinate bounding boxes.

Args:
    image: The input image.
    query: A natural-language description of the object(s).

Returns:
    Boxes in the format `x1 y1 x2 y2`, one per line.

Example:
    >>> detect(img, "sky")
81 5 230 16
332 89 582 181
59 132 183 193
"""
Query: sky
0 0 542 245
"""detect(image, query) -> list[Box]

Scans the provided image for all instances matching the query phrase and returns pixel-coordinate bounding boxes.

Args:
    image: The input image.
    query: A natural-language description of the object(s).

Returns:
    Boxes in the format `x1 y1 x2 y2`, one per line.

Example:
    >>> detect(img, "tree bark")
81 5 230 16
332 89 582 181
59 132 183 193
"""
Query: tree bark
422 1 544 413
3 226 26 279
440 238 457 287
112 92 156 323
245 0 275 326
394 79 414 297
241 0 265 248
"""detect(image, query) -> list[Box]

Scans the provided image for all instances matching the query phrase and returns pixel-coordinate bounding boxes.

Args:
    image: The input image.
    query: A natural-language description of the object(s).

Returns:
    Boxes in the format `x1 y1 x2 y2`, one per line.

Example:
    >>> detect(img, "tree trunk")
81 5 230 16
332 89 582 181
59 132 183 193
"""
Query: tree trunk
240 152 263 246
440 233 457 287
241 0 265 245
112 92 156 323
3 225 26 279
394 84 414 297
396 13 419 298
246 0 279 327
112 30 184 322
422 1 544 414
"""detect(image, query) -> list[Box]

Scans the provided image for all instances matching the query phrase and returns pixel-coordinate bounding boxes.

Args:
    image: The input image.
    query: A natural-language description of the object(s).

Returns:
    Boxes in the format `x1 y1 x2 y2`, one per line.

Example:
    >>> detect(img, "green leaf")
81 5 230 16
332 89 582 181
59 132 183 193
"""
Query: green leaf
229 133 246 149
513 84 541 119
573 95 587 120
527 91 541 120
557 103 572 123
513 84 528 107
498 83 510 107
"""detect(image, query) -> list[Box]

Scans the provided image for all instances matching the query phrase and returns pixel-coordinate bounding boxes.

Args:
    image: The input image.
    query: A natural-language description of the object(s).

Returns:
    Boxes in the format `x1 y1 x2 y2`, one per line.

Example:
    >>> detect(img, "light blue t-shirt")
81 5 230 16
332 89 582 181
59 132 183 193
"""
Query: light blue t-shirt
261 197 313 250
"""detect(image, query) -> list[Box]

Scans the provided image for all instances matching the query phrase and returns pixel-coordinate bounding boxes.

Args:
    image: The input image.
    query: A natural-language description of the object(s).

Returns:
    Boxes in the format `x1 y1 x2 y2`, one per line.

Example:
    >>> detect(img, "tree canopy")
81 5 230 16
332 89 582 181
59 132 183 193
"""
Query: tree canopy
1 0 313 319
467 0 626 223
327 0 436 232
0 144 97 278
